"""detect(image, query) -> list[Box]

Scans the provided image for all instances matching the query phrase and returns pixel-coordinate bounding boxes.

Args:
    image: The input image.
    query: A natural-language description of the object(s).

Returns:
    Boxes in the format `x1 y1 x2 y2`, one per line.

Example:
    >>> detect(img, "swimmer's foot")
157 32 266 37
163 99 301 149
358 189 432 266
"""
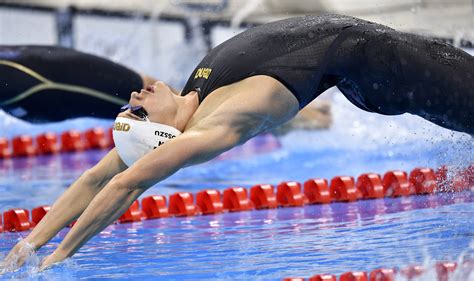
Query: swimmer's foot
1 240 36 273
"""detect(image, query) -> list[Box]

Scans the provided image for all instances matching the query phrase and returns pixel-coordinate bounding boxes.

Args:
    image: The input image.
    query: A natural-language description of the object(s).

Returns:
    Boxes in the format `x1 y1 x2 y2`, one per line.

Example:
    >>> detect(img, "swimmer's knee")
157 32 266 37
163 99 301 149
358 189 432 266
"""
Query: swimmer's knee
82 168 110 189
107 172 143 193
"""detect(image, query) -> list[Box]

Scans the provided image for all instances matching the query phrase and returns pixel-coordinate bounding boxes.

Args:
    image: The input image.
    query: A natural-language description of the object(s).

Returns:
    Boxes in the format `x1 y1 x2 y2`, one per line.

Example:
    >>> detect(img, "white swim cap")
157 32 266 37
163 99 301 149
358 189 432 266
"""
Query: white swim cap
112 117 182 166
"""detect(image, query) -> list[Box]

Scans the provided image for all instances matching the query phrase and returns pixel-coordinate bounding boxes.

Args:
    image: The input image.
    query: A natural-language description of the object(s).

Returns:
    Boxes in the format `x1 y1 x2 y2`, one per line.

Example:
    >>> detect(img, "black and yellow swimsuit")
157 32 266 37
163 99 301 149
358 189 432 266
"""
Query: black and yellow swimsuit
182 14 474 134
0 45 143 122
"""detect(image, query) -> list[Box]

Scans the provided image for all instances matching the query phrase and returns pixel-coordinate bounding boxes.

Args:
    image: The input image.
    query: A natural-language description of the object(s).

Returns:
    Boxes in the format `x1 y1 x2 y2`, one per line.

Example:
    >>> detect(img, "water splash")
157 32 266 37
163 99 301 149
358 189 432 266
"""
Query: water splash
0 241 79 281
392 245 474 281
281 87 473 167
0 241 36 274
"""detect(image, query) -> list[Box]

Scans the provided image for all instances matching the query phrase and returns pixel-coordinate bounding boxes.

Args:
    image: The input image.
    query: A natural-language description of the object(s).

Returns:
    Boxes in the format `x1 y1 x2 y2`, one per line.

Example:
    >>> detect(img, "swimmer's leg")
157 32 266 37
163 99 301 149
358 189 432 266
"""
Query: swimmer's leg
0 45 153 122
1 149 126 272
333 26 474 134
388 33 474 134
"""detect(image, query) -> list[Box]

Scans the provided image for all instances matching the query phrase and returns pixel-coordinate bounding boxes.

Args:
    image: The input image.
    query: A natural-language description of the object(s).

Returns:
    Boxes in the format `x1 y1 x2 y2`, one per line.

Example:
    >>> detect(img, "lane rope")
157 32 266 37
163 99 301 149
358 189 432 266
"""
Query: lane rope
1 162 472 281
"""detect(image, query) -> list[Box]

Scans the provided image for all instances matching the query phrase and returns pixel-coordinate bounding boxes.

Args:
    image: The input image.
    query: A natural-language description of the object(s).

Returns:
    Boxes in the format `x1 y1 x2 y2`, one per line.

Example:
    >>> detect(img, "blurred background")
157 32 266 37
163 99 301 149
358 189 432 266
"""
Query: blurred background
1 0 472 92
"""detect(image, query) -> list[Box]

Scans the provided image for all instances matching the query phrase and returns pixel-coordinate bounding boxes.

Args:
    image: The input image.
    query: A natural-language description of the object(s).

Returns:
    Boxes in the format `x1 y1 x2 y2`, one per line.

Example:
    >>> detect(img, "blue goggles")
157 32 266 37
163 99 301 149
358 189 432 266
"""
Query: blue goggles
120 104 149 120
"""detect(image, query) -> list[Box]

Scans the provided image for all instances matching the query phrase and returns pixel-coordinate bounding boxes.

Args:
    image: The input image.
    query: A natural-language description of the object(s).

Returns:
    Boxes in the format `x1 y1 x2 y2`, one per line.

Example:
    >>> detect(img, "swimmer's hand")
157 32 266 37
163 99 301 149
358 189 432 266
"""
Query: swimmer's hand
39 252 65 272
0 240 36 274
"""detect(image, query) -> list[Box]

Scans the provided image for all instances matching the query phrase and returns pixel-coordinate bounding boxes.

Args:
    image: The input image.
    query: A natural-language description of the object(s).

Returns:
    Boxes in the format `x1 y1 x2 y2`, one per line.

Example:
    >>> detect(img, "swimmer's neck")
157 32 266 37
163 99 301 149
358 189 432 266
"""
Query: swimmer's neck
175 91 199 132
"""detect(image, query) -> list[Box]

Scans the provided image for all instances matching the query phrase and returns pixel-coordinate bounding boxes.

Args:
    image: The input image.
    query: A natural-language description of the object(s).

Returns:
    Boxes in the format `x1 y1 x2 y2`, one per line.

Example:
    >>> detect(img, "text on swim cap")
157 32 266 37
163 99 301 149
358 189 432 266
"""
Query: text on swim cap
114 122 131 132
153 141 165 150
155 131 176 139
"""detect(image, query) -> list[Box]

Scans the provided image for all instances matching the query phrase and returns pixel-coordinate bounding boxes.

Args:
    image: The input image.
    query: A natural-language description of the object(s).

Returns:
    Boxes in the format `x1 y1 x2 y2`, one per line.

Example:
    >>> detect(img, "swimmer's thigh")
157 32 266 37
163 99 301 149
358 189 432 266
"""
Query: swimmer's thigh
338 28 474 134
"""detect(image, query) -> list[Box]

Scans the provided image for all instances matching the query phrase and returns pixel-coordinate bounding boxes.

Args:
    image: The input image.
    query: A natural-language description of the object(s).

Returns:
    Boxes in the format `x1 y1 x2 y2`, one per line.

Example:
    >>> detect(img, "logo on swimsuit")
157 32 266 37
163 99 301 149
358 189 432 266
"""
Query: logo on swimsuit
114 122 131 132
194 68 212 79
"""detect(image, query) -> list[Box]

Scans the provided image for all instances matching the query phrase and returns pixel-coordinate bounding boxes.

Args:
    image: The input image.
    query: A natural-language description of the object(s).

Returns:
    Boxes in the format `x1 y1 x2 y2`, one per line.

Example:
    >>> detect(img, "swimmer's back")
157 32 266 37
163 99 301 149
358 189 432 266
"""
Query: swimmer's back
181 14 370 108
182 14 474 134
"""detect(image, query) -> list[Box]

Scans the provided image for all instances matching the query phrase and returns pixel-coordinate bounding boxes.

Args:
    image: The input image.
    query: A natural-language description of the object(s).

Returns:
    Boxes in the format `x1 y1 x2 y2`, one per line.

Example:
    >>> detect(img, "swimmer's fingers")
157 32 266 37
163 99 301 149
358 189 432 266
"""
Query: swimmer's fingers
0 257 20 274
0 262 5 275
1 241 35 274
39 252 66 272
38 256 53 272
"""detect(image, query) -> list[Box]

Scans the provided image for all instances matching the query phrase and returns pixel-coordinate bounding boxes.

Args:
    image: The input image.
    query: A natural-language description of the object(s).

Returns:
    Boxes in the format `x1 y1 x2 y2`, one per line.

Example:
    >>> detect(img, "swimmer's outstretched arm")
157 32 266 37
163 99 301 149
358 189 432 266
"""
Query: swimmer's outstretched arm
39 124 242 270
1 149 126 273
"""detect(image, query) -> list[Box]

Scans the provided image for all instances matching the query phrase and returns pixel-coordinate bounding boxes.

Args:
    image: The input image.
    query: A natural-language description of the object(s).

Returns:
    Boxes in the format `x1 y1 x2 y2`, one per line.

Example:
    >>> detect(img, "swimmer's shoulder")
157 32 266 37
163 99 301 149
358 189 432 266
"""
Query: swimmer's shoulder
184 75 300 135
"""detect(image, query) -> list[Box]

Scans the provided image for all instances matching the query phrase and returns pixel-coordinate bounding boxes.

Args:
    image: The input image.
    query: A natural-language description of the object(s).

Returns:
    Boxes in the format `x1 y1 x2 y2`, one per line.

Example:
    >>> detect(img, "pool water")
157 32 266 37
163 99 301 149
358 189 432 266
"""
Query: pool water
2 192 473 280
0 90 473 280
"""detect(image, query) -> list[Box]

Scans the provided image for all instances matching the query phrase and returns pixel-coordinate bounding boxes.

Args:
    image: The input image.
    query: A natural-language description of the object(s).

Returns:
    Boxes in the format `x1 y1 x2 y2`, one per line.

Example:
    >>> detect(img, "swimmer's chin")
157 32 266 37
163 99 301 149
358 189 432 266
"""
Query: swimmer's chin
117 111 141 121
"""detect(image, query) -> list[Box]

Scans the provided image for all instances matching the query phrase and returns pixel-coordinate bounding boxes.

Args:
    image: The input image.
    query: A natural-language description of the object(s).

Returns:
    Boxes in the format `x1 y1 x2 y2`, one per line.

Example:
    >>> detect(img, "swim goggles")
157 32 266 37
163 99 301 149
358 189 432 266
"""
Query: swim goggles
120 104 149 121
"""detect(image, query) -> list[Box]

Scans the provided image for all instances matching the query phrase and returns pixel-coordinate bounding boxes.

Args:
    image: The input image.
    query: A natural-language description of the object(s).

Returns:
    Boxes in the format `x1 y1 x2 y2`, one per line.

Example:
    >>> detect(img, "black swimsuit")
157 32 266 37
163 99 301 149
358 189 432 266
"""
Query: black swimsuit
0 45 143 122
182 14 474 134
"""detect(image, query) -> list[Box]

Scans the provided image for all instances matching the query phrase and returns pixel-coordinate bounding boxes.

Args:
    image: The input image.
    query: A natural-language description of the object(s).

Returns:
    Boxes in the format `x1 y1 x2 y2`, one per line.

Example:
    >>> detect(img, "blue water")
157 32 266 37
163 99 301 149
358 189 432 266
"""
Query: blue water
1 189 473 280
0 90 473 280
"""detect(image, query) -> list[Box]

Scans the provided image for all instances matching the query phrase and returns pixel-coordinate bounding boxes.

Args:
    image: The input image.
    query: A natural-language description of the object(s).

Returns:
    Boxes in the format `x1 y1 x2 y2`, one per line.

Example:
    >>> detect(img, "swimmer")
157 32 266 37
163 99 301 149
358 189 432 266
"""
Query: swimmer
2 14 473 272
0 45 156 122
0 45 330 130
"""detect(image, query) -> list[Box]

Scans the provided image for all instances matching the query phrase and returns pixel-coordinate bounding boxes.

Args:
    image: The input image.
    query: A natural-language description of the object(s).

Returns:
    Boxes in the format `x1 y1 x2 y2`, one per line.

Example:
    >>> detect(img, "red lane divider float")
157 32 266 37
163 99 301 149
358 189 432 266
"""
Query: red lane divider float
61 130 86 152
308 274 336 281
330 176 358 202
284 261 469 281
356 173 384 199
196 189 223 215
0 127 114 159
37 133 60 154
410 167 437 194
31 206 50 226
251 184 278 209
277 181 306 207
3 209 32 232
12 136 36 157
141 195 169 219
304 179 332 204
1 165 472 234
437 165 473 192
118 200 141 223
169 192 197 216
369 268 395 280
84 128 109 150
223 187 252 212
382 171 413 197
0 137 11 158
